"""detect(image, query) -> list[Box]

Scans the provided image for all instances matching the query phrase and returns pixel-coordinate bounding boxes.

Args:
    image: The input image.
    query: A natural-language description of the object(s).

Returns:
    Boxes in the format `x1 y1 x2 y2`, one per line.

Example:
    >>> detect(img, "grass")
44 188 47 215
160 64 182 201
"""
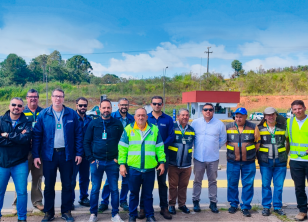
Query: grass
2 211 45 218
251 204 262 211
272 212 293 222
219 207 228 211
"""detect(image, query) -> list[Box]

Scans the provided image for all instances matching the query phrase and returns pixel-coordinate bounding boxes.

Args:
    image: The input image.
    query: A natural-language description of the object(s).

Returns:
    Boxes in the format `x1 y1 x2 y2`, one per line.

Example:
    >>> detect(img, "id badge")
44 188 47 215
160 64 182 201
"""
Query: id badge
182 139 186 144
56 123 62 130
271 137 276 144
32 122 36 128
102 132 107 140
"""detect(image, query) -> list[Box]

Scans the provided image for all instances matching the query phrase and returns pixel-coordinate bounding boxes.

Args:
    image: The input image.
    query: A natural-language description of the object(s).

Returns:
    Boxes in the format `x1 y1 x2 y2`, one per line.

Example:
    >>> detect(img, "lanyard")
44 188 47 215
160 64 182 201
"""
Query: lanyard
53 109 64 124
103 120 106 132
30 110 37 122
178 123 187 136
266 122 276 138
235 122 245 134
10 118 19 128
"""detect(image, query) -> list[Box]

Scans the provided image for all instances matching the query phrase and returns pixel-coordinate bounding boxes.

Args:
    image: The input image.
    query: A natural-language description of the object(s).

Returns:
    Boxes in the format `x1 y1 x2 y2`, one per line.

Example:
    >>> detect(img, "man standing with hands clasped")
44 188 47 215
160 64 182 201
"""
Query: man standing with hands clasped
32 88 83 222
118 108 166 222
84 99 124 222
191 103 227 213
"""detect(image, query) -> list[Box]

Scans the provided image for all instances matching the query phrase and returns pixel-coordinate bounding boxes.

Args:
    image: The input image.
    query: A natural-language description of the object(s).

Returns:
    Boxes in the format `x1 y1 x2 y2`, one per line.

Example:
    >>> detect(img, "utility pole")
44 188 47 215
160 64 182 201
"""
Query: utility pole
163 66 168 112
200 57 202 90
46 67 49 107
204 47 213 75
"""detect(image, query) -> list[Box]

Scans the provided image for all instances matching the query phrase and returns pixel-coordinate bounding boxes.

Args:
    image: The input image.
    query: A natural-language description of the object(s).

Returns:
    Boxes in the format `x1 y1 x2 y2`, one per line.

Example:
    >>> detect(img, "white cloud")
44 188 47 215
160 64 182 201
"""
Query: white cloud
89 41 237 75
243 55 308 71
0 15 103 57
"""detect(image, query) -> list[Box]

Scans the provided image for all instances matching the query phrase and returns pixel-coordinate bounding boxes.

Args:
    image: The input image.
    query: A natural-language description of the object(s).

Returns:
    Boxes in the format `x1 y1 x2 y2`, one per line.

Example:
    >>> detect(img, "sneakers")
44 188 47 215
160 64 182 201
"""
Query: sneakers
241 209 251 217
129 216 136 222
160 207 172 220
168 206 176 215
71 204 75 211
295 212 308 221
120 201 129 211
41 212 55 222
111 213 124 222
88 214 98 222
178 205 190 214
209 201 219 213
98 203 108 212
262 208 270 216
12 205 17 215
274 208 286 216
193 200 201 212
34 202 44 211
228 206 238 214
79 198 90 207
61 211 74 221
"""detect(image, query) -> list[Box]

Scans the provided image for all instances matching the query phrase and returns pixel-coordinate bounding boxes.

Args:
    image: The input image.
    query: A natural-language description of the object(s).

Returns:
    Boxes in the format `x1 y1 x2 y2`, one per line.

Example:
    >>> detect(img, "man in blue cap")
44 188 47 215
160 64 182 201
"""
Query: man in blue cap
225 107 261 217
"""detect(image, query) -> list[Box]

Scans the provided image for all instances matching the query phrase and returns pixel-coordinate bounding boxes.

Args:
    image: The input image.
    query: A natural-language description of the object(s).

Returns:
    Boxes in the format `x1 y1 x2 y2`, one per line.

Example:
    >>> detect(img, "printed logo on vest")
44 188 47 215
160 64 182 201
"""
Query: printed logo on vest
245 135 249 140
231 135 234 140
263 136 267 141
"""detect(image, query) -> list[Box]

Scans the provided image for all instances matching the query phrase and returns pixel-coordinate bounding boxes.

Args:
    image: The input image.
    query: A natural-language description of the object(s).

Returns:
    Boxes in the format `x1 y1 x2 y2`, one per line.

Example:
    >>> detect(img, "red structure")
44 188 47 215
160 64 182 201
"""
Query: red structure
182 91 240 104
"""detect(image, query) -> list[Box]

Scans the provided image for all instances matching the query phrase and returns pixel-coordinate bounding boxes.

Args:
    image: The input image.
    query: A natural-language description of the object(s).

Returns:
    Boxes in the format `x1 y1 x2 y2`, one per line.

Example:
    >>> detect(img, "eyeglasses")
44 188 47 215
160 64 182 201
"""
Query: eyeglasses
203 108 214 112
27 96 38 99
78 104 88 108
52 95 64 99
152 103 162 106
11 103 23 108
120 104 129 107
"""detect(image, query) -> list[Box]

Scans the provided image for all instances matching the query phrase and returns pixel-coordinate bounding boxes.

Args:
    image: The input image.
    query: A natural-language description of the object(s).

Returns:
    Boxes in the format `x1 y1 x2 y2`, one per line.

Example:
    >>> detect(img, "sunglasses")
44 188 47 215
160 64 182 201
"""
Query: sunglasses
78 104 88 108
152 103 162 106
11 103 23 108
203 108 214 112
120 104 129 107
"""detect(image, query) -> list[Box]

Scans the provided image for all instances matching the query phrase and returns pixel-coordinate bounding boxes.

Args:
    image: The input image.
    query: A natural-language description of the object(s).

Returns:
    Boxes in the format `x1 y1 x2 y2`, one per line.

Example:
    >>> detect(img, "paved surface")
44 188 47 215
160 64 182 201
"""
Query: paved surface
0 204 301 221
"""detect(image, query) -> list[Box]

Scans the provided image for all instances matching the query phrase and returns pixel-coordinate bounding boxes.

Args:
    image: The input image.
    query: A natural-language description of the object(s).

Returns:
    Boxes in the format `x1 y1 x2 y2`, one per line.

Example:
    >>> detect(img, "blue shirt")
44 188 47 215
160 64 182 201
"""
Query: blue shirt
191 117 227 162
148 112 175 156
77 113 92 137
111 109 134 127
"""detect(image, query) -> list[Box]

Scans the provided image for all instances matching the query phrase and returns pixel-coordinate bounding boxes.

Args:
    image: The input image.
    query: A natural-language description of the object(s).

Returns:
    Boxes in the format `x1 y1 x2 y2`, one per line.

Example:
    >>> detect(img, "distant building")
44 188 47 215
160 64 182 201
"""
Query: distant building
182 91 240 120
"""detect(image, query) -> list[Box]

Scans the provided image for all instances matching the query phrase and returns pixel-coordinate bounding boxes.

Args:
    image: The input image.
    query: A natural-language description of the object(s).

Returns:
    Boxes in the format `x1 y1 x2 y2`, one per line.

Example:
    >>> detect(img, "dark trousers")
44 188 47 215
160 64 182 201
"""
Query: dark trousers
128 168 155 218
140 157 169 209
290 160 308 213
101 175 129 205
43 151 74 215
71 157 90 202
168 165 191 207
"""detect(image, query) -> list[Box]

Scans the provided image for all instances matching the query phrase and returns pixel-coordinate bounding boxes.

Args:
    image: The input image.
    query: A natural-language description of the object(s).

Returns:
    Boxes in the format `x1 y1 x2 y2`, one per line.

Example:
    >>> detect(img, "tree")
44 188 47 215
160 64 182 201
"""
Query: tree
101 74 120 84
47 50 67 82
231 60 242 77
66 55 93 84
0 54 31 85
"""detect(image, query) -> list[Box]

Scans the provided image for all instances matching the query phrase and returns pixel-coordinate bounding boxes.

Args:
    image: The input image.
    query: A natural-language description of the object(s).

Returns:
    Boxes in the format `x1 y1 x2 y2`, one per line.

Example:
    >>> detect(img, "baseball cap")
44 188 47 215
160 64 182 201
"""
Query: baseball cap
234 107 247 115
263 107 277 115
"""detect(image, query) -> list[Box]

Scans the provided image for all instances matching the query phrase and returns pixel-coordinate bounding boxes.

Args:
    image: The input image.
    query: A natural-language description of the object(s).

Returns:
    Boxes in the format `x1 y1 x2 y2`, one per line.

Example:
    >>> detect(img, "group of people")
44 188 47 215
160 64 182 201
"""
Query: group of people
0 88 308 222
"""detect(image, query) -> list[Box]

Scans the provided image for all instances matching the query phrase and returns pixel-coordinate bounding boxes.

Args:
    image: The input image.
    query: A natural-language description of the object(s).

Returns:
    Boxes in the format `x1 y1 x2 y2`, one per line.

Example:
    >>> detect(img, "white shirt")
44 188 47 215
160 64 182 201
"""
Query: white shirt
191 117 227 162
296 115 308 130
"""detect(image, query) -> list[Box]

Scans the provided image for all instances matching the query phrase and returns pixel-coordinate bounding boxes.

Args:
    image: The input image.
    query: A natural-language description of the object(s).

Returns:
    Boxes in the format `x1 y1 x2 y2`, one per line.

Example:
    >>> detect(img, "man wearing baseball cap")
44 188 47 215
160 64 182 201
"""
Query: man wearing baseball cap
226 107 261 217
257 107 289 217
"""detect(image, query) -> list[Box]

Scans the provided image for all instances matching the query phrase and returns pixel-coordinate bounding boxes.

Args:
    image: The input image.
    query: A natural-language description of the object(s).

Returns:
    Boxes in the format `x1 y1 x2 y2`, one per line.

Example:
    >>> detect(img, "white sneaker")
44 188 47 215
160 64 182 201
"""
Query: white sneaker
89 214 98 222
111 213 124 222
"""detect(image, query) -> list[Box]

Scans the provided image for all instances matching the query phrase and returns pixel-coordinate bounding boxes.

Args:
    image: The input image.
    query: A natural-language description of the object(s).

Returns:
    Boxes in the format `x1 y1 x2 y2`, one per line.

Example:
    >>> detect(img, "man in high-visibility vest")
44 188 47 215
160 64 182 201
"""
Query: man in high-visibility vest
257 107 289 217
287 100 308 221
118 108 166 222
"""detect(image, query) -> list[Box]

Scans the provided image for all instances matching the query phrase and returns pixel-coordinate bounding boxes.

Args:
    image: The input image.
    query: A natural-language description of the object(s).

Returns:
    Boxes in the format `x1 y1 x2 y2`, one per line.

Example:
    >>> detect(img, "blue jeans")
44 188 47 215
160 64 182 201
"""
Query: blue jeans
43 151 74 215
71 157 90 201
227 161 256 210
101 175 129 205
128 168 155 218
0 161 28 220
260 159 286 209
90 160 119 217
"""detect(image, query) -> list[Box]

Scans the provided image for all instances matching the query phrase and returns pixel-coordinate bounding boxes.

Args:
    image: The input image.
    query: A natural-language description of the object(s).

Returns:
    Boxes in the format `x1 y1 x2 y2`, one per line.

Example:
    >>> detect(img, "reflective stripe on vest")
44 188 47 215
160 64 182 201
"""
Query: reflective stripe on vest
168 146 178 152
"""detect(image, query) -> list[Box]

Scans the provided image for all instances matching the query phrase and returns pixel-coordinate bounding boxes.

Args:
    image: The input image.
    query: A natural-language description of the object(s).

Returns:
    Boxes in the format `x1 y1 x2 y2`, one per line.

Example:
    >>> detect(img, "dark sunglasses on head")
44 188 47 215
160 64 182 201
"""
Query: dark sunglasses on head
12 103 23 108
78 104 88 108
152 102 162 106
203 108 214 112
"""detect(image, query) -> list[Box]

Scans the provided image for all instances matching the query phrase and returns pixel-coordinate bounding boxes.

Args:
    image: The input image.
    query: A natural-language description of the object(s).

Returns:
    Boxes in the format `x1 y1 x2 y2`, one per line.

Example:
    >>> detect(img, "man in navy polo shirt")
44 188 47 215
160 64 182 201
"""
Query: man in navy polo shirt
139 96 175 220
99 98 134 212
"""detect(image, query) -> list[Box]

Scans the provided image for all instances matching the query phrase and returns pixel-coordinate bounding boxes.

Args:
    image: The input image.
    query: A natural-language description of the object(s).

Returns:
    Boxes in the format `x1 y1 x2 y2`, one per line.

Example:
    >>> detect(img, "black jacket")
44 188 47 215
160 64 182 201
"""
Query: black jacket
0 111 32 168
84 116 124 163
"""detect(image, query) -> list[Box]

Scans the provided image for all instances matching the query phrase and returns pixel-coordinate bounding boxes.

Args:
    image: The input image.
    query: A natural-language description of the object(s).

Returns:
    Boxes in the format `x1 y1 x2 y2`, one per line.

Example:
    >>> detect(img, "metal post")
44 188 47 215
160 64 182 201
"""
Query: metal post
163 66 168 112
205 47 213 75
46 67 49 107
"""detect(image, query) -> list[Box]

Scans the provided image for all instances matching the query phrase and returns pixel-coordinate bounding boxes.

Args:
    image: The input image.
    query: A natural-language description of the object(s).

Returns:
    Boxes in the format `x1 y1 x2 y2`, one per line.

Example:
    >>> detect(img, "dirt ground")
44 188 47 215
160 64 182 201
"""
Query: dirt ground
237 95 308 112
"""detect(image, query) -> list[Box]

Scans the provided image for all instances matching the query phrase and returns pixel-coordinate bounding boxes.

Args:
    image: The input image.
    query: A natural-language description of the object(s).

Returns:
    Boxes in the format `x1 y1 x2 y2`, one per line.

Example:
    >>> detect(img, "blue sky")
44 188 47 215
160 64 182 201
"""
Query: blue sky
1 0 308 78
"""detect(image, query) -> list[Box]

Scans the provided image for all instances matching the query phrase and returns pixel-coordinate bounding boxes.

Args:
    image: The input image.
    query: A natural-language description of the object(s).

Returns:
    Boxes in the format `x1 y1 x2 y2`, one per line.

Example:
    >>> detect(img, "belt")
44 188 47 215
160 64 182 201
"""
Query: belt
54 147 65 152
